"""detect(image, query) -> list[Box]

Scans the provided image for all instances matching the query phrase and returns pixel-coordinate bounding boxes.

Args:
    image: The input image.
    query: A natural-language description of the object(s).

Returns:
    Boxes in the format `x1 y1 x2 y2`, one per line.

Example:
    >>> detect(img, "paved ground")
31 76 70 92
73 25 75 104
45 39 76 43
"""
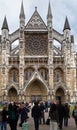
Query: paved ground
7 110 76 130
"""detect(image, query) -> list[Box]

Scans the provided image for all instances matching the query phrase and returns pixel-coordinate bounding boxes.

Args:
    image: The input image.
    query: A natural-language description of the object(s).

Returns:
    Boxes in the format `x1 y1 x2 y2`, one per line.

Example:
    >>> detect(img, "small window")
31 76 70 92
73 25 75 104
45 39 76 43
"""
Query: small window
45 70 47 80
25 72 28 80
56 73 60 82
13 71 16 82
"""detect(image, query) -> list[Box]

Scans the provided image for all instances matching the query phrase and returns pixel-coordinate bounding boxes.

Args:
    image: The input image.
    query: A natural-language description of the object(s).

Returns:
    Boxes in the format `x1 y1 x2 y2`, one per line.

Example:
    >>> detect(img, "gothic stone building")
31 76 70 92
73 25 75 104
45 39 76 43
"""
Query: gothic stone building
0 2 77 103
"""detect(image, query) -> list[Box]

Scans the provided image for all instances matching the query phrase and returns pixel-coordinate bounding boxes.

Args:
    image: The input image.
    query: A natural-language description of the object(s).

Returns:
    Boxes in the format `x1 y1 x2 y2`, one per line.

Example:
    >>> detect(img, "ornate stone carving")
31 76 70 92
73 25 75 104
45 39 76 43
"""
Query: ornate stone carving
25 35 48 55
26 9 47 30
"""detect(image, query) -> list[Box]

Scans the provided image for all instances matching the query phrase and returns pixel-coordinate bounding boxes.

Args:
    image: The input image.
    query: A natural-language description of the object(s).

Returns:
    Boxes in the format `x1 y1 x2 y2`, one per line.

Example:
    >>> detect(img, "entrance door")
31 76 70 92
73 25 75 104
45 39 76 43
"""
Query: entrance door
37 95 42 101
56 96 61 100
30 95 36 102
26 80 47 102
8 87 18 102
56 88 65 102
30 95 42 102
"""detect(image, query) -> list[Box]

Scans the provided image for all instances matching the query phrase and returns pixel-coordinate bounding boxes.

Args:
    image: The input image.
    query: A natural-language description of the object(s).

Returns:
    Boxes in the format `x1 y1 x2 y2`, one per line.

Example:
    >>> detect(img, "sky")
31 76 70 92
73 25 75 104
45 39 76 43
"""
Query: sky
0 0 77 44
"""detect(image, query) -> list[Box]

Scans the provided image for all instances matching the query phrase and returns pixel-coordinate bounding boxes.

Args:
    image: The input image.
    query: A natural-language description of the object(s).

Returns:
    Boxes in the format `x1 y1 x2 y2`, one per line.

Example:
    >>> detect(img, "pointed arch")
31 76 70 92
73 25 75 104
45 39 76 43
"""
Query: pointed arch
55 87 65 102
8 87 17 95
23 71 49 93
24 78 48 102
7 83 18 92
8 87 18 102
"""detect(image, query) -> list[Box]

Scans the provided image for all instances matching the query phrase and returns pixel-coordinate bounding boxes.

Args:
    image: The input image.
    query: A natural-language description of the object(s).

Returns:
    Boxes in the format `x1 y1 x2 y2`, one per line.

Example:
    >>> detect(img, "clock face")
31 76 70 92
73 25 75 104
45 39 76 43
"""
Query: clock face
25 35 48 55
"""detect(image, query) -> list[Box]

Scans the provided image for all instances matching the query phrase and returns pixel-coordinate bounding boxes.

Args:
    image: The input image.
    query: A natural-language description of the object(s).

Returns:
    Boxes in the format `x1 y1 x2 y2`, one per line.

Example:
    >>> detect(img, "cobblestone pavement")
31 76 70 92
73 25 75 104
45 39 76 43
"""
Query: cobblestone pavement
7 111 77 130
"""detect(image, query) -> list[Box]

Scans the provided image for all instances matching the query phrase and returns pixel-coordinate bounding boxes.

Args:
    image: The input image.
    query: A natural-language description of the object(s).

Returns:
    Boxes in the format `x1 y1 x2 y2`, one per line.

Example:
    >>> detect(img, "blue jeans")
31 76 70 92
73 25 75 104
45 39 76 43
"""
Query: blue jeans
2 121 7 130
0 121 2 130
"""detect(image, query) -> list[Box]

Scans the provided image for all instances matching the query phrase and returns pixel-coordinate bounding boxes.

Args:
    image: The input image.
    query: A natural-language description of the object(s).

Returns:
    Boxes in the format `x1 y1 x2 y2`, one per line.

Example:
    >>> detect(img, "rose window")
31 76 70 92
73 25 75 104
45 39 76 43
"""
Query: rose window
25 35 47 55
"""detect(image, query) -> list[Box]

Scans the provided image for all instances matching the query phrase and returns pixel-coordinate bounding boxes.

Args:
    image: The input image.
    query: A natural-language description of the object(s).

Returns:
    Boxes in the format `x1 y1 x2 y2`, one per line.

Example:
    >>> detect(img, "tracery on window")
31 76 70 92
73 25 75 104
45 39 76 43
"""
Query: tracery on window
54 68 63 83
25 68 34 80
39 68 48 80
13 71 16 82
9 68 19 82
56 72 60 82
25 35 48 55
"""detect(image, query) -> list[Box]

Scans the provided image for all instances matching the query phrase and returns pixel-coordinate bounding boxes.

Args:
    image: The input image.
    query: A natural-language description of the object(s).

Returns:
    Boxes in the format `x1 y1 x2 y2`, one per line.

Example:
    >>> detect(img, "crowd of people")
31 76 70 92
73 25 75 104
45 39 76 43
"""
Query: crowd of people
0 100 77 130
31 100 77 130
0 102 30 130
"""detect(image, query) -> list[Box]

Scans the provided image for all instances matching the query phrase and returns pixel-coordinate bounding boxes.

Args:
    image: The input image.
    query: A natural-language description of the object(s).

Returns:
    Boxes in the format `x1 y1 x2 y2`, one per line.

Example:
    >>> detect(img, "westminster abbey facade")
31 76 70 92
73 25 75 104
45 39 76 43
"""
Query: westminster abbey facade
0 2 77 103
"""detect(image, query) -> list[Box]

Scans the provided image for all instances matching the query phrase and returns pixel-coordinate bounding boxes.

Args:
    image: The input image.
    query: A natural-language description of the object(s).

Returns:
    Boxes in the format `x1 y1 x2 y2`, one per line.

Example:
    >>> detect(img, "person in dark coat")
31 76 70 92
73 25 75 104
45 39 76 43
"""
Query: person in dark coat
12 102 19 130
8 103 17 130
64 103 70 127
39 102 45 124
56 99 65 130
72 105 77 128
2 105 8 130
31 101 41 130
19 103 28 127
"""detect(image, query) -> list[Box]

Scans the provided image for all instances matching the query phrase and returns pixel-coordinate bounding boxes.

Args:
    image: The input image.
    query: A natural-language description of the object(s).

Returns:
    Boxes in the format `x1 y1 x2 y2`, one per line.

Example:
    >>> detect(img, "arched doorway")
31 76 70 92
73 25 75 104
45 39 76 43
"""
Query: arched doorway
8 87 18 102
25 80 47 102
55 88 65 102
